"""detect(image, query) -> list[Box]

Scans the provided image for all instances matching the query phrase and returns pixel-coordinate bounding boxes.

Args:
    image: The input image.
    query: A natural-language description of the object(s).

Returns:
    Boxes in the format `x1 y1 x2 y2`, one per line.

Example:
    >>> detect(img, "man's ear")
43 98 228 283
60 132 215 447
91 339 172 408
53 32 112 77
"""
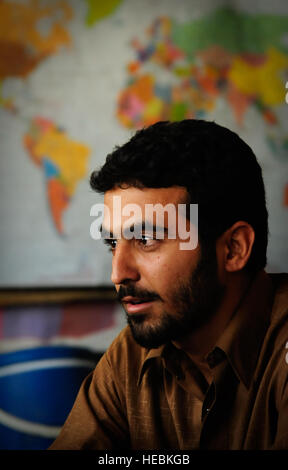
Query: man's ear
221 221 255 273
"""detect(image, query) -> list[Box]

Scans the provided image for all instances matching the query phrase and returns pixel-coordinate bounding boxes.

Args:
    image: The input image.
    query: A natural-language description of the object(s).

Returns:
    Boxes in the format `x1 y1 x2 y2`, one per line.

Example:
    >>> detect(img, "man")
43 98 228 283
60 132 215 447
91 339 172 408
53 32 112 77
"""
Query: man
49 120 288 450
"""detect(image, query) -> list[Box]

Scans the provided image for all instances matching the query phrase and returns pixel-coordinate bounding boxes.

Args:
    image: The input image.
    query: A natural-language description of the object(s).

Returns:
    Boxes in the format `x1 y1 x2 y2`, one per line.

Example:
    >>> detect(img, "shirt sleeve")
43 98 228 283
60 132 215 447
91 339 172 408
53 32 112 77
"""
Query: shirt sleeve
48 352 130 450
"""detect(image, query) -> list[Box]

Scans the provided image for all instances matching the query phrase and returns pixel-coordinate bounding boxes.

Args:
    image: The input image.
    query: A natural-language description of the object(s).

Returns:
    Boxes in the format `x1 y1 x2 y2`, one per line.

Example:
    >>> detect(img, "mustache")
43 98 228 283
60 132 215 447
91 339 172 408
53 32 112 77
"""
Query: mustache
117 285 161 302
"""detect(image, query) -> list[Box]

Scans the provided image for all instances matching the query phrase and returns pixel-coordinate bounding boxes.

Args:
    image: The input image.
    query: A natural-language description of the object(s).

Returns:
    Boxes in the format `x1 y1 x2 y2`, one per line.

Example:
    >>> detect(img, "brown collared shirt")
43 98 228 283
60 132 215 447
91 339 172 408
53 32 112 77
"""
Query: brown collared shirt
49 271 288 450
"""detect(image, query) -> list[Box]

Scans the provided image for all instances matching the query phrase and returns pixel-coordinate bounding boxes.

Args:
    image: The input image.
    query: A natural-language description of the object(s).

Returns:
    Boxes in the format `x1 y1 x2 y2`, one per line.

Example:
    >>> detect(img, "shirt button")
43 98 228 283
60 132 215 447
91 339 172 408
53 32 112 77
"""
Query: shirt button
202 407 210 420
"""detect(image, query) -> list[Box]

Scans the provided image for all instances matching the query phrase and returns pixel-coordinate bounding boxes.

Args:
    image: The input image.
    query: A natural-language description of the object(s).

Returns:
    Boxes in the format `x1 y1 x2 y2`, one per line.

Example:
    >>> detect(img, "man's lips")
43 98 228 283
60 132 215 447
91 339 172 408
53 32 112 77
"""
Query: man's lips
121 296 156 314
121 296 153 304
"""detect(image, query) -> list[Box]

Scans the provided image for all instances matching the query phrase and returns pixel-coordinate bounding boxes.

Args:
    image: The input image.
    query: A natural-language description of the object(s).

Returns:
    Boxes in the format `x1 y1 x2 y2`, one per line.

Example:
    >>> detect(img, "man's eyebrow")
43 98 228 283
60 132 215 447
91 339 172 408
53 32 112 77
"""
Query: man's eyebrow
100 222 168 238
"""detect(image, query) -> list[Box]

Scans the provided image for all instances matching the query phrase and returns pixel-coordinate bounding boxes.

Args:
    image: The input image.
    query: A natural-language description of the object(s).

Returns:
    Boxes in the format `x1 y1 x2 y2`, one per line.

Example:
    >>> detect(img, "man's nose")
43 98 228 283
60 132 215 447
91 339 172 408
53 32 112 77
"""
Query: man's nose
111 242 140 285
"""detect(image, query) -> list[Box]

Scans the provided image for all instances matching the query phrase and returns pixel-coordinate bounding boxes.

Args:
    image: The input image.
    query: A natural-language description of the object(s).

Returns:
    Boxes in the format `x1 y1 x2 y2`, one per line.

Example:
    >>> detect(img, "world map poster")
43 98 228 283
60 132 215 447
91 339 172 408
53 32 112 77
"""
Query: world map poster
0 0 287 286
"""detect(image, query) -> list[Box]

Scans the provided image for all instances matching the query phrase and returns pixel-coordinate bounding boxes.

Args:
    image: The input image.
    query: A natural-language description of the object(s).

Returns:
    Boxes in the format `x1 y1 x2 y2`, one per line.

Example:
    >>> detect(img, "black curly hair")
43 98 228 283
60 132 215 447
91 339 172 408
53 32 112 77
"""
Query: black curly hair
90 119 268 273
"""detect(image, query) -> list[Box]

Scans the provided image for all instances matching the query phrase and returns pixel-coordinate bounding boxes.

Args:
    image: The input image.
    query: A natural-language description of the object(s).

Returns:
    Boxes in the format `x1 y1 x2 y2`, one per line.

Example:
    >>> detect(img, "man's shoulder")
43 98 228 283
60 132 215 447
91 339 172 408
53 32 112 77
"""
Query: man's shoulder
270 272 288 292
261 273 288 393
269 273 288 327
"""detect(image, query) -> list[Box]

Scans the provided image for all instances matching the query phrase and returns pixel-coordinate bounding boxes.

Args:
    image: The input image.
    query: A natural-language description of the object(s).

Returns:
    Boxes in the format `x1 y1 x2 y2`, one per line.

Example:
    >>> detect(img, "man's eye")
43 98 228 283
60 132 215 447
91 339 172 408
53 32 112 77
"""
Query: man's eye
103 236 159 252
103 239 117 251
138 236 157 248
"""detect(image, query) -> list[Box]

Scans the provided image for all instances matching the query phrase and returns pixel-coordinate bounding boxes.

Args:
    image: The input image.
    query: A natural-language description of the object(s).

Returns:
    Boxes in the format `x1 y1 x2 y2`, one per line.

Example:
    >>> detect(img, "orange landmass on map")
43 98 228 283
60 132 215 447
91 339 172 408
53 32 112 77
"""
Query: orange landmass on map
47 178 69 235
226 81 252 126
284 184 288 207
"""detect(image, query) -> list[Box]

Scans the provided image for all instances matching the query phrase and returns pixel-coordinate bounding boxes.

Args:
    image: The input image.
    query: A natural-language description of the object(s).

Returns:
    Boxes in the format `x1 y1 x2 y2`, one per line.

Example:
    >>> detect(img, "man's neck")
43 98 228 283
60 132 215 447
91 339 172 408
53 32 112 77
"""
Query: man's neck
172 272 253 361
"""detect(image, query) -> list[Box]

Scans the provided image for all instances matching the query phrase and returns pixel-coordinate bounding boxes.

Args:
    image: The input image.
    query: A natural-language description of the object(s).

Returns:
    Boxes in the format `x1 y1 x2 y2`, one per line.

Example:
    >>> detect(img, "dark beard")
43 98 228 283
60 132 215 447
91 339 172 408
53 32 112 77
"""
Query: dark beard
122 242 225 349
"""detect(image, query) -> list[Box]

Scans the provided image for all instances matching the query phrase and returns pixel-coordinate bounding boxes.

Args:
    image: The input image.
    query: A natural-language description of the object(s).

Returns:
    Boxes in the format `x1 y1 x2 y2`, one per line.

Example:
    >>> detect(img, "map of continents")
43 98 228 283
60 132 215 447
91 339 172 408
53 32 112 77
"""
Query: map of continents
0 0 91 235
1 2 288 239
117 7 288 205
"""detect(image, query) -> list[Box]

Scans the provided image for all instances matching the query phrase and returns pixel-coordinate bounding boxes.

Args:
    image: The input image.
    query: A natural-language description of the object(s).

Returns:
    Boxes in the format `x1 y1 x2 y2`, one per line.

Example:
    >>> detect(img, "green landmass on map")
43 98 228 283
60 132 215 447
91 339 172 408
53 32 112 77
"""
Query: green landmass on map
85 0 123 26
172 6 288 58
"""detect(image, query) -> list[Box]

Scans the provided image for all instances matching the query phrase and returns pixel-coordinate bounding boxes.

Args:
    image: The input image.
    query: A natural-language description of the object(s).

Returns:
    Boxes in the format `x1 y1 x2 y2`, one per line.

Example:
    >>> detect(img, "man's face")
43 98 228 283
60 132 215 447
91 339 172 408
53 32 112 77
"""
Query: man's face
102 186 224 349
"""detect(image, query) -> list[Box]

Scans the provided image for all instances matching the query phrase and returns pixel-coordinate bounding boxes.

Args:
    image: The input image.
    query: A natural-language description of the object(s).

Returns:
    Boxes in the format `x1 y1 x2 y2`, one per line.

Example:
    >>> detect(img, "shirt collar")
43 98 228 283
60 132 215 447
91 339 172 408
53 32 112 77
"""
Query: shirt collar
137 344 166 386
137 270 275 389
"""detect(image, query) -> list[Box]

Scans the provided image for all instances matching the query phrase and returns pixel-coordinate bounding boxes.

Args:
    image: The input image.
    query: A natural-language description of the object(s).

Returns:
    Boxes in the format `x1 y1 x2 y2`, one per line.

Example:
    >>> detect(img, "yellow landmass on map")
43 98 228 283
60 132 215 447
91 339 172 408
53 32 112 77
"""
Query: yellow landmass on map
228 47 288 106
33 126 90 197
143 96 164 124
